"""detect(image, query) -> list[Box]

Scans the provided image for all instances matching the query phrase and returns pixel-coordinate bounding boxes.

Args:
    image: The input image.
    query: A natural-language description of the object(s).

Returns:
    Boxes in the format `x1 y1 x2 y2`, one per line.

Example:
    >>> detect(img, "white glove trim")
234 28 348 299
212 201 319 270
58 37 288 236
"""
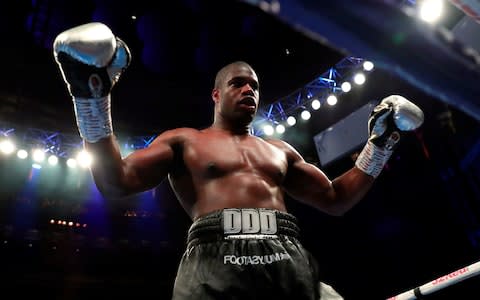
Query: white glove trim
355 140 393 178
73 96 113 143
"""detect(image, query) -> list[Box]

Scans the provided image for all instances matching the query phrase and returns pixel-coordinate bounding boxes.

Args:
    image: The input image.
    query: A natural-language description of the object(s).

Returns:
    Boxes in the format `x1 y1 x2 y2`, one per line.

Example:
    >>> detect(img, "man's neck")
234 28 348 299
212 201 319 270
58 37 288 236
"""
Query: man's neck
211 119 252 135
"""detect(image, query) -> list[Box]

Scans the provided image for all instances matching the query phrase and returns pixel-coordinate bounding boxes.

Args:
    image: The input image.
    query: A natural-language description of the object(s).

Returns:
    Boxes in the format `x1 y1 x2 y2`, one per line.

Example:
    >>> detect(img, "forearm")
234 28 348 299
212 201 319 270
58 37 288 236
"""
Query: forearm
85 136 132 198
329 167 375 215
283 161 372 216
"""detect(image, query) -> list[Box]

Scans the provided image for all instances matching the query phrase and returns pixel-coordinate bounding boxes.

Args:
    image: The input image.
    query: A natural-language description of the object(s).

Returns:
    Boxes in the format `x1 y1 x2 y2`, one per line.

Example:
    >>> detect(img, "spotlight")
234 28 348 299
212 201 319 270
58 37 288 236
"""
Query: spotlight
32 149 45 162
275 124 286 134
263 124 274 136
17 149 28 159
419 0 444 23
363 61 374 71
48 155 58 166
0 140 15 155
353 73 366 85
287 116 296 126
341 82 352 92
32 163 42 169
76 150 93 168
301 110 311 120
67 158 77 168
327 95 338 106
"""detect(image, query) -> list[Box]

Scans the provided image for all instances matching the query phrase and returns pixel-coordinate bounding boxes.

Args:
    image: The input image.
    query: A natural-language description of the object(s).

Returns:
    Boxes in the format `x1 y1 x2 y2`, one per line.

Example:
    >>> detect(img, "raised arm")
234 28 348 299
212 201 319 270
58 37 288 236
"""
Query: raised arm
53 22 178 199
277 95 424 216
85 130 186 199
274 140 374 216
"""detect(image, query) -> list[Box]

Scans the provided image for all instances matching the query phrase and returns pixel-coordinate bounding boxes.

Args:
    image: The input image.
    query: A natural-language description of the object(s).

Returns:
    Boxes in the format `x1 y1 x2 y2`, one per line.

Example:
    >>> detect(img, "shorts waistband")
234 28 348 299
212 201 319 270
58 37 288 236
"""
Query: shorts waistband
187 208 300 246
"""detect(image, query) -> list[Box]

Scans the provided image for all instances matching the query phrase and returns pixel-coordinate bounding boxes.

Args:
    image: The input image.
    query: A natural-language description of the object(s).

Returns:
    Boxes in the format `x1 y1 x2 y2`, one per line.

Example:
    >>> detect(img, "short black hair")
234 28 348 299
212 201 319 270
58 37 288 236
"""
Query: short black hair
214 61 254 89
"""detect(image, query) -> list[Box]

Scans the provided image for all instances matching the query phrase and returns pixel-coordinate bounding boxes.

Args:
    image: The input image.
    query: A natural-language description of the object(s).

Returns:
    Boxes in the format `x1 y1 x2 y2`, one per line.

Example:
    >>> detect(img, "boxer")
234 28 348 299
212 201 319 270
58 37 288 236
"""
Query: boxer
53 22 424 299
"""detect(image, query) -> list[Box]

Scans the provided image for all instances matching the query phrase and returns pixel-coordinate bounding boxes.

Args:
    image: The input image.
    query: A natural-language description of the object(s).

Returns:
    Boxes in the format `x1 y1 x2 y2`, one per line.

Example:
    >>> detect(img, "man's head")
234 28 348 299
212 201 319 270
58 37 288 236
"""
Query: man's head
211 61 260 130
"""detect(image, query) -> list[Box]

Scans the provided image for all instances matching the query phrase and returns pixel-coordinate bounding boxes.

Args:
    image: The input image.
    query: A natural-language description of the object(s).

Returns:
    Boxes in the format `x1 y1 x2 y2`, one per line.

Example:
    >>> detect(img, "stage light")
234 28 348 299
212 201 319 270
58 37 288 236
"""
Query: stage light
17 149 28 159
32 149 45 162
263 124 274 136
327 95 338 106
419 0 444 23
76 150 93 168
341 82 352 92
353 73 366 85
32 163 42 169
66 158 77 168
301 110 311 120
0 140 15 154
311 99 321 110
287 116 296 126
363 60 374 71
48 155 58 166
275 124 286 134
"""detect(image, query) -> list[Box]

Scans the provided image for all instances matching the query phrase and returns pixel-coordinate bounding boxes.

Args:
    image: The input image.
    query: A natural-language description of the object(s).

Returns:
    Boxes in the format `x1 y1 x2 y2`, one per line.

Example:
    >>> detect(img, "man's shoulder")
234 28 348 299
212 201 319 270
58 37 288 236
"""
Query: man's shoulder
169 127 201 135
151 127 200 145
264 137 292 148
264 138 302 158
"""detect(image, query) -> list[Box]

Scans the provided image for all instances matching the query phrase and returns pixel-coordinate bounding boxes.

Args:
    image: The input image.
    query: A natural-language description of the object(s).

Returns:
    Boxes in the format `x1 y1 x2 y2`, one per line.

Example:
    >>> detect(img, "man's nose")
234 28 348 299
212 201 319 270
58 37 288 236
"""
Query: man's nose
241 84 255 96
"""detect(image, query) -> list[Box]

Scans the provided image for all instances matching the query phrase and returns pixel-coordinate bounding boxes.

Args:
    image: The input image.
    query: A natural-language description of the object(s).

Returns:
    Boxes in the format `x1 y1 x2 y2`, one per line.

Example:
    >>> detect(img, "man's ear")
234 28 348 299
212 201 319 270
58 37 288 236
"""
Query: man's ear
212 88 220 103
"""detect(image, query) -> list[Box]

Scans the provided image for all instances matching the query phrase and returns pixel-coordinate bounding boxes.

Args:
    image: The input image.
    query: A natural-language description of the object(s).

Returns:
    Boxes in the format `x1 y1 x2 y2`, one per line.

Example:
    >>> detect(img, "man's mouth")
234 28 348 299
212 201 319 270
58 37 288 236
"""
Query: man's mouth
239 97 256 108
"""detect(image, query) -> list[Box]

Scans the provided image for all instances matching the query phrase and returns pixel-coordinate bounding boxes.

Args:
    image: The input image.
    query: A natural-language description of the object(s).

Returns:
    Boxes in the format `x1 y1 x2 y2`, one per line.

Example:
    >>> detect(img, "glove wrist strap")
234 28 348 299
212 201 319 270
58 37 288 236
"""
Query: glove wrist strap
355 141 393 178
73 96 113 143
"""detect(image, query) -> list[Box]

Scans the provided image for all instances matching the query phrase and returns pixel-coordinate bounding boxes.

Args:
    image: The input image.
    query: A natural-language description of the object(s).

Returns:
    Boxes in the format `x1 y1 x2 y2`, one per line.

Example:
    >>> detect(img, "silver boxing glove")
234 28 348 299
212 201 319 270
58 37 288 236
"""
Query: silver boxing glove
53 22 131 143
355 95 424 178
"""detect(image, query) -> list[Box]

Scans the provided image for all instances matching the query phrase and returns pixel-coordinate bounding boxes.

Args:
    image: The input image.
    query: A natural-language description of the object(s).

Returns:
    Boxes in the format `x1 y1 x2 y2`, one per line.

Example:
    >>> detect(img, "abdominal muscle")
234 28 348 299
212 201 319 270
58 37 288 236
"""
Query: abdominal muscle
173 172 287 220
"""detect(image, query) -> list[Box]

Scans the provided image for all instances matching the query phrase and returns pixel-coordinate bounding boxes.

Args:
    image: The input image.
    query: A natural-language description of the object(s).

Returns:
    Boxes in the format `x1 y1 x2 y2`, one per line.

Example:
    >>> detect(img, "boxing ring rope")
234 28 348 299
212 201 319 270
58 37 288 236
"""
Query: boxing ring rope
387 260 480 299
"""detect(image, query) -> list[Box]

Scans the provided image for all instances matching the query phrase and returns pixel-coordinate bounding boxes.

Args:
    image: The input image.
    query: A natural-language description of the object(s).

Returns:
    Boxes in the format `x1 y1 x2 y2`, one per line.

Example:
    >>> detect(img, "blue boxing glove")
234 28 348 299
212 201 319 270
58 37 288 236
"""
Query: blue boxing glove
53 22 131 143
355 95 424 178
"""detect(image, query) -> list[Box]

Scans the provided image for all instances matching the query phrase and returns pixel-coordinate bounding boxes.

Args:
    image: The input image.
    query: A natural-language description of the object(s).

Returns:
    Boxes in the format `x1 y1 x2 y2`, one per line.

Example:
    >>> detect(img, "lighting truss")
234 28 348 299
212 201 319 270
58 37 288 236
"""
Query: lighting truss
123 135 157 150
1 56 366 155
251 56 366 136
0 121 158 158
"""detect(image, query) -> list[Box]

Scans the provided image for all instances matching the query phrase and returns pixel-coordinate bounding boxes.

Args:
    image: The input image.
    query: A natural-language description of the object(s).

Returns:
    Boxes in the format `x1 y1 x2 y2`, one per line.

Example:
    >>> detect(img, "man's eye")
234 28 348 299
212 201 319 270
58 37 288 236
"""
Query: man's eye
229 79 258 89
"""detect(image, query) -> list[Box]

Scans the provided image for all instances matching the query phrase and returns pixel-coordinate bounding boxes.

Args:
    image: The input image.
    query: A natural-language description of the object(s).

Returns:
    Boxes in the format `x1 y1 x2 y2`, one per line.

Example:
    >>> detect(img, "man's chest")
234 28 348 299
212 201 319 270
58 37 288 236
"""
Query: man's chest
182 136 288 178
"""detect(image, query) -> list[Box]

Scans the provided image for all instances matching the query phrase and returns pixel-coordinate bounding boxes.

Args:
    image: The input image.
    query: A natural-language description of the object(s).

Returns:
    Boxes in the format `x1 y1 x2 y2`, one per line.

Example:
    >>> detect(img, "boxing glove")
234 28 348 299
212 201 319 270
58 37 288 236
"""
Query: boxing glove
355 95 424 178
53 22 131 143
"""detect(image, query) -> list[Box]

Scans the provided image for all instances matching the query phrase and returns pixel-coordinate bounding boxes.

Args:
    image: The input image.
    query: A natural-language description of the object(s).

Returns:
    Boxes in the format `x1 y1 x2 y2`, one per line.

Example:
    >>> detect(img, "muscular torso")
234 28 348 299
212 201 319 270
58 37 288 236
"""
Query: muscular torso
168 128 289 220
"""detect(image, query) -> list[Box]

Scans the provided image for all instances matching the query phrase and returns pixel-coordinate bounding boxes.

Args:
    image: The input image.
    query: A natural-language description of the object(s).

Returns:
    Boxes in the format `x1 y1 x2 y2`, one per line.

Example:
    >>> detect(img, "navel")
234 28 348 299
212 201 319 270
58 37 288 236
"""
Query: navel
207 162 219 174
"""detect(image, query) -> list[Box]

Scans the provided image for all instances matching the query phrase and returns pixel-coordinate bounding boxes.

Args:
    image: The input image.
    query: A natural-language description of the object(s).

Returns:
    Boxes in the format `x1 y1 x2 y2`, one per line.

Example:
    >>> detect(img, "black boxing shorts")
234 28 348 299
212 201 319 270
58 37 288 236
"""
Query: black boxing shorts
171 208 320 300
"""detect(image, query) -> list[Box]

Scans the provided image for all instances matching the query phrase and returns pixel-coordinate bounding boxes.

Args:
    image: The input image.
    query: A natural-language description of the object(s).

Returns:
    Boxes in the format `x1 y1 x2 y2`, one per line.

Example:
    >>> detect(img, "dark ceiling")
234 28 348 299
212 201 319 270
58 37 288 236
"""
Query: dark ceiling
1 1 480 299
0 0 346 137
2 0 477 159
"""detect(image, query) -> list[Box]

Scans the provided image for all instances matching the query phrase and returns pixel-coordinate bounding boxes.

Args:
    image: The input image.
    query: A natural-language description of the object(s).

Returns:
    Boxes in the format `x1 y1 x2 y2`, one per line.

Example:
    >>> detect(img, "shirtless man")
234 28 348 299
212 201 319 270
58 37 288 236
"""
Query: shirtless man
53 22 424 299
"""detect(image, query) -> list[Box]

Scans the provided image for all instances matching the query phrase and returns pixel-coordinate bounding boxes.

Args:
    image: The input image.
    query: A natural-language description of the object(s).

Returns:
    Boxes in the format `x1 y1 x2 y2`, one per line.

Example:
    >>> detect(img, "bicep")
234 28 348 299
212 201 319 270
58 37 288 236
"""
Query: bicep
122 137 176 192
283 159 334 204
268 138 336 212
